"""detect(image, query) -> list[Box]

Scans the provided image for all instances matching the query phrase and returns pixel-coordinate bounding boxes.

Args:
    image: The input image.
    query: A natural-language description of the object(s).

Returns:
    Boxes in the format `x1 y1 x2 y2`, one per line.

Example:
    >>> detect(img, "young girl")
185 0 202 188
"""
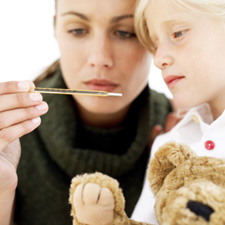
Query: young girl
132 0 225 224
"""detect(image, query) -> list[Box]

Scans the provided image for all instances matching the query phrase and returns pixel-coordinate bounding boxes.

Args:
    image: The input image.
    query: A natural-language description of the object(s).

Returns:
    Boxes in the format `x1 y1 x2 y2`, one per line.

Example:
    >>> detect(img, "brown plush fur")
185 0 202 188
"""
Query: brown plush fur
69 142 225 225
149 142 225 225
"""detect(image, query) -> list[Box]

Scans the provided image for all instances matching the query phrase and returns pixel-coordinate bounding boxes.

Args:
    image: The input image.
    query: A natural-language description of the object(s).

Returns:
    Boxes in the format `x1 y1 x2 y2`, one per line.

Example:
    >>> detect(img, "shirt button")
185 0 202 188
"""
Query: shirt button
205 140 215 150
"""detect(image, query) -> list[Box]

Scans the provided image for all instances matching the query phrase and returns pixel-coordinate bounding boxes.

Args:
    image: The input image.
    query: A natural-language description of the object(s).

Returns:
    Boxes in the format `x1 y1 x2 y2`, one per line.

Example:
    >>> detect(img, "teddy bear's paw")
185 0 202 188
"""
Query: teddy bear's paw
73 182 115 225
155 142 197 167
70 172 129 225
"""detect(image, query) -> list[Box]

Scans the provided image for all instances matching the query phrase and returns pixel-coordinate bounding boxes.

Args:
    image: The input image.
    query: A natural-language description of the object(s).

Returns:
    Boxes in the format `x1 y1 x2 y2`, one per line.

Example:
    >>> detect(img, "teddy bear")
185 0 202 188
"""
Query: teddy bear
69 142 225 225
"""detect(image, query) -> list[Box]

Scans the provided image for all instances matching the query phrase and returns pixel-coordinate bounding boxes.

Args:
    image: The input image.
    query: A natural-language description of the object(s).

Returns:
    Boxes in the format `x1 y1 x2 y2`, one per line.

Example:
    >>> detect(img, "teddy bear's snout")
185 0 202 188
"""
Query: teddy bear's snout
187 200 214 222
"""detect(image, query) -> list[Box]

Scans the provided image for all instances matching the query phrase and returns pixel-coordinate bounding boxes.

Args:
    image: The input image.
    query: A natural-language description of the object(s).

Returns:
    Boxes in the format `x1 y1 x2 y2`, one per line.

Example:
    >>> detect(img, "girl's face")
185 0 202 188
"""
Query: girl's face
146 1 225 118
55 0 151 126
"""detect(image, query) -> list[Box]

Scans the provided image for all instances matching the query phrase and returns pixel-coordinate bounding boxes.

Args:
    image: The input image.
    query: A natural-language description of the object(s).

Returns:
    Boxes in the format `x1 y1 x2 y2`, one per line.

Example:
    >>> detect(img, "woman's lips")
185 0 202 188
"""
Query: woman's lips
164 75 185 89
84 79 119 92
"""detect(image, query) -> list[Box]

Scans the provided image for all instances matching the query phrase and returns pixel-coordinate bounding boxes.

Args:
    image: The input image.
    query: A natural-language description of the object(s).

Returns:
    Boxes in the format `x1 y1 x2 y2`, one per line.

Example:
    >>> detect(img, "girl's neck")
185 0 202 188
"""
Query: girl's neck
209 101 225 121
211 107 223 121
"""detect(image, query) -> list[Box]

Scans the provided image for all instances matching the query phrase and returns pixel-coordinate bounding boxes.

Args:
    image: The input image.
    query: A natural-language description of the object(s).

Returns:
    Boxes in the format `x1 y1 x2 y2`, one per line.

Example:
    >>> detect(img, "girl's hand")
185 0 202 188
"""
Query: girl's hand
0 81 48 193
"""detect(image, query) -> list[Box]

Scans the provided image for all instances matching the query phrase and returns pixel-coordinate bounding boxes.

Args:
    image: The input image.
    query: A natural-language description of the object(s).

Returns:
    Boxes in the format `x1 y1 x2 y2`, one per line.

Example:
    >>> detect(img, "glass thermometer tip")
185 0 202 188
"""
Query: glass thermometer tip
31 87 122 97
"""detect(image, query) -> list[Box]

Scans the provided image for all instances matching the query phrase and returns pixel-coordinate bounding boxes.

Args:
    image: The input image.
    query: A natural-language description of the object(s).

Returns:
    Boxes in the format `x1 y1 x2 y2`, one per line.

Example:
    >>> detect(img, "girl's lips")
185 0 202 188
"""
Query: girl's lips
164 75 185 89
84 79 119 92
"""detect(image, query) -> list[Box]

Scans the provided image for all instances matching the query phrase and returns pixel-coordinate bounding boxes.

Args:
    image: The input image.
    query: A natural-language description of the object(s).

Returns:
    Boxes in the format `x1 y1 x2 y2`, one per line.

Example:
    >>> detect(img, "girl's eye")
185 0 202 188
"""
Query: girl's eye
116 30 136 38
173 30 186 39
68 29 87 36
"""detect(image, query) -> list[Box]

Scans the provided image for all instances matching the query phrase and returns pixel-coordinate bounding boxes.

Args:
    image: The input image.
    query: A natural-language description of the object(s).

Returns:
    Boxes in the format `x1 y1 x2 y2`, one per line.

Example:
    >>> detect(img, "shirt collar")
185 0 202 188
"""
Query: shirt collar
172 104 214 132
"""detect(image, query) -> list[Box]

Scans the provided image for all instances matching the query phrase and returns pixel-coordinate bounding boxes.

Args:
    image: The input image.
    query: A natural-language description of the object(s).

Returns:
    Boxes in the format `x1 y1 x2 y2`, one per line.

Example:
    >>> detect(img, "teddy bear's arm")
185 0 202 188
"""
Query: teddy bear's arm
69 172 153 225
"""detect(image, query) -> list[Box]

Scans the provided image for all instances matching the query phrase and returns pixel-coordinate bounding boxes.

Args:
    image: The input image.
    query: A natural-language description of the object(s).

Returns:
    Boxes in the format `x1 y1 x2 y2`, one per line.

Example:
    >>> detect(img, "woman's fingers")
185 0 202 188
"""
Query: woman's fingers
0 80 49 152
0 81 34 95
148 112 182 150
0 80 34 94
164 112 181 133
0 92 44 112
0 81 42 112
148 125 163 149
0 102 48 130
0 117 42 151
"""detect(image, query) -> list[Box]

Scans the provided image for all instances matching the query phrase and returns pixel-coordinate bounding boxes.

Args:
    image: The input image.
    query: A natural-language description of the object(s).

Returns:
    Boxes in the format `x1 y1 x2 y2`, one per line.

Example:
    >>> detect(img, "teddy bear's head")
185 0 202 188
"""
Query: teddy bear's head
148 142 225 225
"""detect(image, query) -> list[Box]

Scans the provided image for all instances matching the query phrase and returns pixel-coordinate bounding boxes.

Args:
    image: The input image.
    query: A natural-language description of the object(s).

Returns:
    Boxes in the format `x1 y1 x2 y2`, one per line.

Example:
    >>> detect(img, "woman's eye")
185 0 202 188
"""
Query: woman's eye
68 29 87 36
116 30 136 38
173 30 186 39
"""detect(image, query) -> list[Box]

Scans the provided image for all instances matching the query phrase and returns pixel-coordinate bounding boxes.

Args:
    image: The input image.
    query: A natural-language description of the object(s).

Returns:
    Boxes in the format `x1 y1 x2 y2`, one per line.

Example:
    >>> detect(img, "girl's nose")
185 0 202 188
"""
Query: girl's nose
88 35 114 69
154 44 173 70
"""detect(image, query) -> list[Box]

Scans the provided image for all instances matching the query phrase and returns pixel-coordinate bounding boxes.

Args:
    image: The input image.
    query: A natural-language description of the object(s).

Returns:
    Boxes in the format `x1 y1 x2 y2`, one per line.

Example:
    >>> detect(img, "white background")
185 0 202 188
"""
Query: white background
0 0 172 98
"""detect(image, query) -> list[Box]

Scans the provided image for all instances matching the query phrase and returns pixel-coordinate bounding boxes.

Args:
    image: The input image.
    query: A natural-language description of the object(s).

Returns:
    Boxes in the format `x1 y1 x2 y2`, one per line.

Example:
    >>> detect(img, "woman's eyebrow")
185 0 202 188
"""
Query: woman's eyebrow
61 11 89 21
110 14 133 23
61 12 133 23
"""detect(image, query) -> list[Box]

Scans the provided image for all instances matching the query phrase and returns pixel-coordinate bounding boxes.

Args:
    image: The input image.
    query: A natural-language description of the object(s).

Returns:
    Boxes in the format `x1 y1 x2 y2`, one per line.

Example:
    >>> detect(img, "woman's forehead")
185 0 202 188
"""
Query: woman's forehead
56 0 136 14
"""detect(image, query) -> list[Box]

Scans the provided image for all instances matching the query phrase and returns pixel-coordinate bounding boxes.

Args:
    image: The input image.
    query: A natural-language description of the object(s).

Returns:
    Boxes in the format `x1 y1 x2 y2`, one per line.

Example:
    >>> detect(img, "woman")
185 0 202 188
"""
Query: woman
0 0 172 224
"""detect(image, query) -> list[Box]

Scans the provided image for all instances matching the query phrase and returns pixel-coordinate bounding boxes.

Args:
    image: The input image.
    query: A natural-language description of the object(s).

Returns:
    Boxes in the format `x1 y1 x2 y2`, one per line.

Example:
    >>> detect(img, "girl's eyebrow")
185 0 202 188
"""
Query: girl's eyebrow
61 11 133 23
162 17 189 26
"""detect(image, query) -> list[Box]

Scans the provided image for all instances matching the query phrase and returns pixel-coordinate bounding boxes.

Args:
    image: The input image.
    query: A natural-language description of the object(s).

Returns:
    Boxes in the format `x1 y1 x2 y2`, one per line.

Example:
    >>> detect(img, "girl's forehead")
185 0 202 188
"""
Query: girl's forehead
146 0 179 14
146 0 193 23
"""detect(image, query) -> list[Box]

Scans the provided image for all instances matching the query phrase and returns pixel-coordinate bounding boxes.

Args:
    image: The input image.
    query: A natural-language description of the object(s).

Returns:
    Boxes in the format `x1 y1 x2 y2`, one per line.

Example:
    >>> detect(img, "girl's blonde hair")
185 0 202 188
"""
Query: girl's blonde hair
135 0 225 54
135 0 154 54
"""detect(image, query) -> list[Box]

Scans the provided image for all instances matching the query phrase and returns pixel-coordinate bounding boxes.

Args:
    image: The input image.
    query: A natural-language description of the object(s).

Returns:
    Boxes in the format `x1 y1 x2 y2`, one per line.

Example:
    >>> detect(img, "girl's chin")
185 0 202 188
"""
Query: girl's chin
172 98 195 111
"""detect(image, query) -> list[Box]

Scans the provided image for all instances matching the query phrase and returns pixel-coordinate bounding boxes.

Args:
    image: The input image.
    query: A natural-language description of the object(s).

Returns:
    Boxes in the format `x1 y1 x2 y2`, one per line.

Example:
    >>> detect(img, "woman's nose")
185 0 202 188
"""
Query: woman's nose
154 43 173 70
88 35 114 69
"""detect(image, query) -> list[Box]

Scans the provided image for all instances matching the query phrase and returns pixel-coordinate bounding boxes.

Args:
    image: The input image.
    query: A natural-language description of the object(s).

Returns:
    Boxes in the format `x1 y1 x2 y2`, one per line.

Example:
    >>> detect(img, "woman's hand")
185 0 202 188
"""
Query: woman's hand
0 81 48 192
148 112 181 150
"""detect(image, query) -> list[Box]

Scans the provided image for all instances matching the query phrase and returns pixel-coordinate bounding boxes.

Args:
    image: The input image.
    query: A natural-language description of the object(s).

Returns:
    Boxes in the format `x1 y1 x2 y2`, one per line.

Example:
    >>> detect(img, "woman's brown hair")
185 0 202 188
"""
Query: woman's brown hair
33 59 60 85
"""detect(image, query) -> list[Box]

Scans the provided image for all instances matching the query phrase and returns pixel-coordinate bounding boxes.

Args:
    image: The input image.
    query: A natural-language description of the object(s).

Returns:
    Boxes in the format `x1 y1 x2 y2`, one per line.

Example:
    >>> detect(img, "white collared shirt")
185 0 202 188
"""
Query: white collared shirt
131 104 225 224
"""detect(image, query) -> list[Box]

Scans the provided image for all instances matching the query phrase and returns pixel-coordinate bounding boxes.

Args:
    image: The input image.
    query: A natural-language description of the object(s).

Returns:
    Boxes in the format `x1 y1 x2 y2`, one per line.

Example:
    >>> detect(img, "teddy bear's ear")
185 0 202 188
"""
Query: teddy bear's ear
148 142 197 195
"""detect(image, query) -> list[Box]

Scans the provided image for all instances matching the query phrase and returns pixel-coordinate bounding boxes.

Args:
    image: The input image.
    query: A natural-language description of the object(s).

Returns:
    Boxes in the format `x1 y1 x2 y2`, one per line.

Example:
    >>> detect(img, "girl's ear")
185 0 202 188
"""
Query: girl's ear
148 142 196 195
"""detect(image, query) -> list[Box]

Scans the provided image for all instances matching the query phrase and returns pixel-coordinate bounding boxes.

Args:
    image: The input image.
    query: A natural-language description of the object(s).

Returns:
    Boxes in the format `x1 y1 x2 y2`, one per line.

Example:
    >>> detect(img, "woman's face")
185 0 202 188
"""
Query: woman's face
55 0 151 124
